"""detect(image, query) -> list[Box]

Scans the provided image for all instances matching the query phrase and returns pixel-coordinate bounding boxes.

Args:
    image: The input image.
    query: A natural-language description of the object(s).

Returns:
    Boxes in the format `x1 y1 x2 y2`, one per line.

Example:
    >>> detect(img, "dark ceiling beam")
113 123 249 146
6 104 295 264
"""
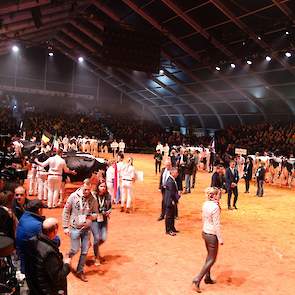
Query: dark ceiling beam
0 11 70 36
120 0 267 120
160 1 293 118
0 3 73 26
210 0 294 114
70 20 103 46
53 35 166 125
71 17 180 124
91 0 121 22
272 0 295 22
159 1 243 124
104 0 228 127
0 0 51 15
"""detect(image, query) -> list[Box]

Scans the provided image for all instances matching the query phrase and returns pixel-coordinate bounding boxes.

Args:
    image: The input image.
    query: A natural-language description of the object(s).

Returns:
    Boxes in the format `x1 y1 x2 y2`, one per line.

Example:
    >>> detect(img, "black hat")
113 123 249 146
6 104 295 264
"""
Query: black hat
26 199 44 212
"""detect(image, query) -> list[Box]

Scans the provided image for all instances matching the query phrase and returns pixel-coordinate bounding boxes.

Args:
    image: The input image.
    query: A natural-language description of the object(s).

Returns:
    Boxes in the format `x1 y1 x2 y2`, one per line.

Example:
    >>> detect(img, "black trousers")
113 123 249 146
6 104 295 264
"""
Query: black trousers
160 188 165 218
193 232 218 284
192 168 197 188
227 187 238 208
155 161 161 174
245 179 250 192
165 205 176 233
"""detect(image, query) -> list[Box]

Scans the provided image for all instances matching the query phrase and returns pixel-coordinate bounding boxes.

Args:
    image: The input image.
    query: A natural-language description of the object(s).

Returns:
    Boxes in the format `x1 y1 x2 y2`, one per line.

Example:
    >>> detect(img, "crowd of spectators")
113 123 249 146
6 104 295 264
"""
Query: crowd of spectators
0 108 17 134
216 122 295 156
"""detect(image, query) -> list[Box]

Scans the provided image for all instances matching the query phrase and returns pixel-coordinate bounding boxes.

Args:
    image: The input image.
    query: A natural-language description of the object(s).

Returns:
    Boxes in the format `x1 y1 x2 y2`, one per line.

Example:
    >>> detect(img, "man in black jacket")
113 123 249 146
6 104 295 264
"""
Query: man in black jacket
12 186 29 220
243 157 253 193
158 160 171 221
211 165 225 189
164 167 180 236
256 162 266 197
225 160 239 210
24 218 71 295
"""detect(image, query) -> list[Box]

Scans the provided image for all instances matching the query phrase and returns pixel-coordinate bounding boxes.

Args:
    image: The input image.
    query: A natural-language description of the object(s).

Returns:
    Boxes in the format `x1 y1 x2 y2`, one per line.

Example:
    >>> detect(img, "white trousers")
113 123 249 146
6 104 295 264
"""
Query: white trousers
47 175 62 208
59 181 66 205
106 181 114 201
29 171 37 195
121 180 133 208
37 175 48 201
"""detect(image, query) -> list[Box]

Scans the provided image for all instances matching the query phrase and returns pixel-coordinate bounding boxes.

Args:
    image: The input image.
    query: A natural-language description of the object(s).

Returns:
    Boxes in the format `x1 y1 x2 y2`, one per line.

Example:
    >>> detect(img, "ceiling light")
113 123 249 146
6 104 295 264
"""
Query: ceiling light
78 56 84 63
265 56 271 61
215 66 221 71
246 60 252 65
230 63 236 69
48 52 54 56
159 69 164 75
257 36 261 40
12 45 19 52
285 31 290 35
285 52 291 58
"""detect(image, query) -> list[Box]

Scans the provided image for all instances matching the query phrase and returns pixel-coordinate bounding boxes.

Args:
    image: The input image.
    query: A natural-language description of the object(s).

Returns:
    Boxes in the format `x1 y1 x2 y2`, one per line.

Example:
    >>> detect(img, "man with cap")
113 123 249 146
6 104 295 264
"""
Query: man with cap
24 218 71 295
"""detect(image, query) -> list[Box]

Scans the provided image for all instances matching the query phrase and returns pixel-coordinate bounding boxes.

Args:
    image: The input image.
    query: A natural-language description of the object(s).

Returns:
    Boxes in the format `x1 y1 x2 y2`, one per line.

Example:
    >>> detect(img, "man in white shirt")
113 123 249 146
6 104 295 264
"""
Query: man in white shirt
155 142 163 155
35 149 76 208
118 139 126 154
163 143 170 158
62 135 69 152
110 140 119 158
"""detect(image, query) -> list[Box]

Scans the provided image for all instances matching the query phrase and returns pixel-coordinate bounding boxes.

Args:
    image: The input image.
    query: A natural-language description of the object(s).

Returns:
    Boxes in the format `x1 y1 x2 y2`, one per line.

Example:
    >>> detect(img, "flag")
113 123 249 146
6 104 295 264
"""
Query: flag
53 133 59 151
41 131 52 144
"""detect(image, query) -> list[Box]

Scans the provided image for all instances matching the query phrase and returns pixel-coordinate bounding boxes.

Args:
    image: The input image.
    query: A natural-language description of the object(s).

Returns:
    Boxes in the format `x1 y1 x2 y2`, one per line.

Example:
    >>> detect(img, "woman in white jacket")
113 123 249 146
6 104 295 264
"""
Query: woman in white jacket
120 158 135 213
192 187 223 293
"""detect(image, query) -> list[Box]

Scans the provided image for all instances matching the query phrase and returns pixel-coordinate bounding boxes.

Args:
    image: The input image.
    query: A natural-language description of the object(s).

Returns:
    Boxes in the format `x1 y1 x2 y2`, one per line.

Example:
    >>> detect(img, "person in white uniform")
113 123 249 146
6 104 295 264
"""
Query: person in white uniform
163 143 170 158
110 140 119 157
120 157 135 213
118 139 126 154
28 162 37 196
62 135 69 152
106 160 115 202
35 149 76 208
36 158 48 202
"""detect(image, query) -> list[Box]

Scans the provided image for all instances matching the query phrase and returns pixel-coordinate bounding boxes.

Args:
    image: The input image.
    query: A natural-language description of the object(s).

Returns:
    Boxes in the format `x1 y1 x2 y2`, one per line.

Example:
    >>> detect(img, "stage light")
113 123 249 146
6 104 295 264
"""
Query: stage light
159 69 164 75
215 66 221 71
246 60 252 65
285 52 291 58
230 63 236 69
78 56 84 63
12 45 19 52
265 56 271 61
48 52 54 56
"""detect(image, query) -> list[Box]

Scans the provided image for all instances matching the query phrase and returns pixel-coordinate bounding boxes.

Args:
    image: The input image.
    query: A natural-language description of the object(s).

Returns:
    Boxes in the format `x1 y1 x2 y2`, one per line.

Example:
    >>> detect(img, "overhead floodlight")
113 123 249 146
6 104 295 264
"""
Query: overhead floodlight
257 36 261 40
12 45 19 52
48 52 54 56
78 56 84 63
159 69 164 75
285 52 292 58
230 63 236 69
285 31 290 35
215 66 221 71
265 56 272 61
246 60 252 65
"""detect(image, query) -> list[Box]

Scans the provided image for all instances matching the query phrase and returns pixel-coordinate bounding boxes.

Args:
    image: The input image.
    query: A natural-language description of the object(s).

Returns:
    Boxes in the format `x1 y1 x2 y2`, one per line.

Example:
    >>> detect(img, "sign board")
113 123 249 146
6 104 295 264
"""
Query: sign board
235 148 247 155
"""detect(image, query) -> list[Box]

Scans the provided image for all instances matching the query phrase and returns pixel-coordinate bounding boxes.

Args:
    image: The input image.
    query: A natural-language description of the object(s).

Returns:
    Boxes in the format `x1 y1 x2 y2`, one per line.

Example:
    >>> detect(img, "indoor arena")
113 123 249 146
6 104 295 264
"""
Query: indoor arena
0 1 294 295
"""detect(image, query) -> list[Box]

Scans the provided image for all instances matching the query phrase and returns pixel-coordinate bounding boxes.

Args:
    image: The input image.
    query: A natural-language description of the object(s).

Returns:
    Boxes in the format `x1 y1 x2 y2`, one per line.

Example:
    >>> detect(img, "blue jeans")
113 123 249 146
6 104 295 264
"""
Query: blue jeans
69 228 90 273
91 221 108 258
185 174 191 192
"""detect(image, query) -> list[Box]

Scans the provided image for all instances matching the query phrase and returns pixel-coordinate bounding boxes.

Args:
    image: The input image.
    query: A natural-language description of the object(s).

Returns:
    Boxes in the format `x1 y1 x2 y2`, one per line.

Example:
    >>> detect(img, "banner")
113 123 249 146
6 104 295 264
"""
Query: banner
235 148 247 155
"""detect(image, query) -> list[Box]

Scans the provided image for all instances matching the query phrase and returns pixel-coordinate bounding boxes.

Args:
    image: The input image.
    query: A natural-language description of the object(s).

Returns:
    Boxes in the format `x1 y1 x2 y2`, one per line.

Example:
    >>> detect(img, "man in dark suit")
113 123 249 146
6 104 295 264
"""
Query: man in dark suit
256 162 266 197
211 165 225 189
158 160 172 221
225 160 239 210
164 167 180 236
243 157 253 193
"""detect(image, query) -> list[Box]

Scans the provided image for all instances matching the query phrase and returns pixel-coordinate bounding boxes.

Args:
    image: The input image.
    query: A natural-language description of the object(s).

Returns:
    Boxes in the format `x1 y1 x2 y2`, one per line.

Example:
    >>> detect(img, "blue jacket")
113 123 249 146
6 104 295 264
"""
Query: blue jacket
16 211 44 250
16 211 44 273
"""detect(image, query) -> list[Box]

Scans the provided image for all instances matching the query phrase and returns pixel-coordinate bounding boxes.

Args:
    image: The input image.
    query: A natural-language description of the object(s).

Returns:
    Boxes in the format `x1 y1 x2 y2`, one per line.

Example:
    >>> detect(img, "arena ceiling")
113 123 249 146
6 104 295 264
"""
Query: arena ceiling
1 0 295 128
